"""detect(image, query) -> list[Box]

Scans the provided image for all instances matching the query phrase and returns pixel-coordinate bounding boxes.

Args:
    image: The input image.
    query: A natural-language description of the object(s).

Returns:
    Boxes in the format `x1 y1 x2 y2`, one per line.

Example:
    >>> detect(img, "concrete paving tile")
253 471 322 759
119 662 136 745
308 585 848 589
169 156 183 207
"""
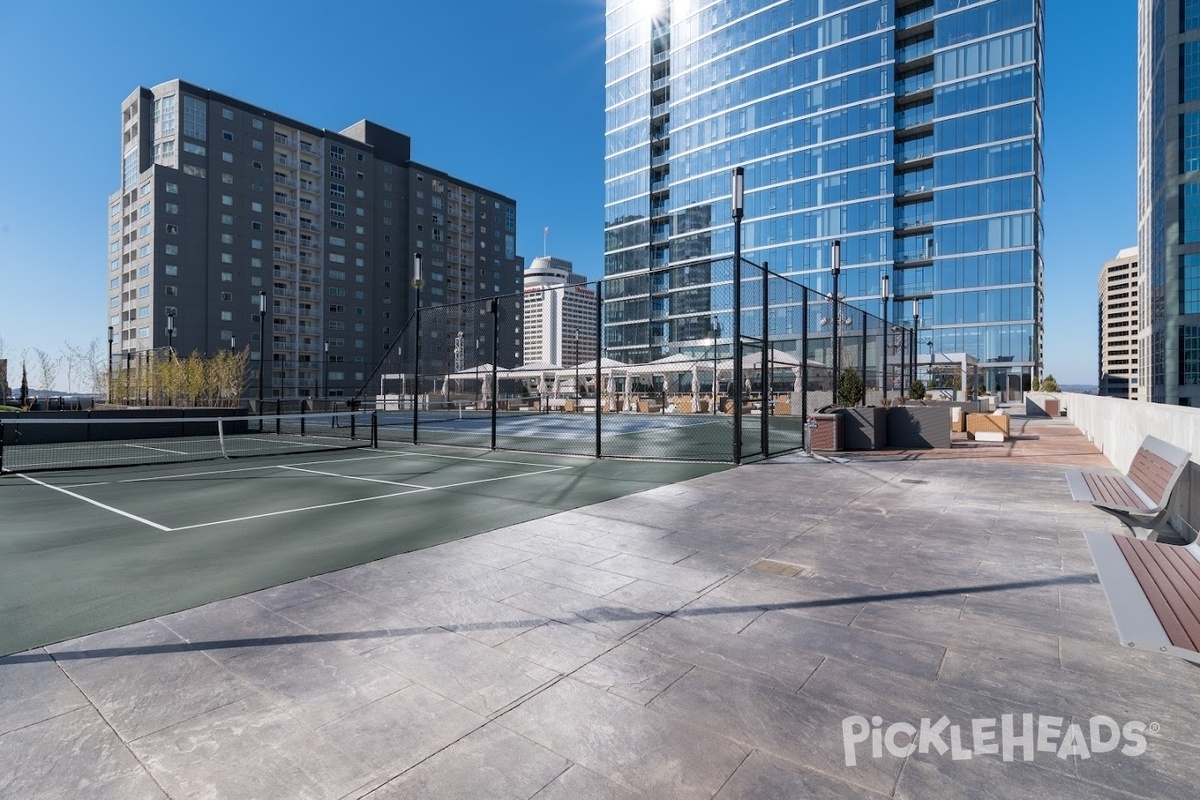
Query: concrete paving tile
588 531 698 564
849 601 1060 659
404 555 544 602
502 583 658 640
530 763 640 800
630 616 824 694
246 577 343 612
603 579 700 616
0 651 89 736
368 722 569 799
132 695 371 800
658 529 782 561
508 556 638 597
743 608 947 681
427 537 535 570
897 747 1137 800
713 749 893 800
672 591 767 634
317 683 484 779
365 629 557 716
572 642 694 706
44 618 187 667
0 707 166 799
64 644 252 742
318 567 447 609
158 596 321 662
273 590 430 654
216 638 412 729
672 550 755 575
503 535 617 566
592 553 728 593
497 621 617 674
498 677 749 800
401 588 548 646
1074 730 1200 799
648 667 900 796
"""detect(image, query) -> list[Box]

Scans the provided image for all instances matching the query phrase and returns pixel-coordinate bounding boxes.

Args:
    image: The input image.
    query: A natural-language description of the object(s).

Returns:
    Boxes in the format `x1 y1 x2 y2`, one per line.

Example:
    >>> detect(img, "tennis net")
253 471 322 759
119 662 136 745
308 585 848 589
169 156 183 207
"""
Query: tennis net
0 411 377 473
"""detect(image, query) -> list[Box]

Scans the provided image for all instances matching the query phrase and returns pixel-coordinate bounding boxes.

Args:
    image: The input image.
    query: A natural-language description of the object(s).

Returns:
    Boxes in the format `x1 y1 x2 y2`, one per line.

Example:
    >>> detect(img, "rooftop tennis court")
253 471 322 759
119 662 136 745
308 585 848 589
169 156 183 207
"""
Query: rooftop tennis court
0 440 726 657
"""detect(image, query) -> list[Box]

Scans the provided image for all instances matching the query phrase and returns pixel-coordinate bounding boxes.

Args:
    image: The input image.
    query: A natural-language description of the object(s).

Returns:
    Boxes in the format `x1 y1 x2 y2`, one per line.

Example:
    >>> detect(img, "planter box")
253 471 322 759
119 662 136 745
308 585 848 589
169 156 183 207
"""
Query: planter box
842 407 887 450
886 406 952 449
809 413 843 451
966 412 1010 439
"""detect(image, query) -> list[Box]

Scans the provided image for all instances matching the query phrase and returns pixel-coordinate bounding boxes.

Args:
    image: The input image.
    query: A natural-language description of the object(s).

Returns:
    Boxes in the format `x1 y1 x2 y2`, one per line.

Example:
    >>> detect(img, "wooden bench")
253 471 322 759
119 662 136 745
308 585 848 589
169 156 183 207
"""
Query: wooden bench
1065 435 1191 540
1084 533 1200 663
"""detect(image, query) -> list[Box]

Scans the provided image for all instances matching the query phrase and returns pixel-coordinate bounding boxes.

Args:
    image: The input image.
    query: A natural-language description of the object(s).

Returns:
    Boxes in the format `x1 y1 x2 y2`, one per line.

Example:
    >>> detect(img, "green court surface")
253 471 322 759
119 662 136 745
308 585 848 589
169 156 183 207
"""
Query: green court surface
0 443 727 657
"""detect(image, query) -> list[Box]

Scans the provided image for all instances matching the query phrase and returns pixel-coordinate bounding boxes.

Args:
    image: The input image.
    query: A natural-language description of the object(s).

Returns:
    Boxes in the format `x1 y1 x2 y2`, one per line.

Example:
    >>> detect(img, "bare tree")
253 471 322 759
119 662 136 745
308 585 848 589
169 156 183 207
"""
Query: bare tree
32 348 60 401
84 338 106 396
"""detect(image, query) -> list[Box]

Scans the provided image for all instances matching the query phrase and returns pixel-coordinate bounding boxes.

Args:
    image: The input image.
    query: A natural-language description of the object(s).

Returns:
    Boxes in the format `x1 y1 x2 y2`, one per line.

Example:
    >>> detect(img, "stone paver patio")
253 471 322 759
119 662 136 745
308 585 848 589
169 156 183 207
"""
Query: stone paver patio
2 414 1197 798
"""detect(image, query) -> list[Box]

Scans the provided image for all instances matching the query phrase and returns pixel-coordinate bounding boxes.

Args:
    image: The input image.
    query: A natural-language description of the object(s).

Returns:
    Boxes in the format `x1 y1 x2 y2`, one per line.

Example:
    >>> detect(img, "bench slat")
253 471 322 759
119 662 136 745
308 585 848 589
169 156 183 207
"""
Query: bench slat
1128 449 1175 505
1115 537 1200 652
1083 473 1147 510
1158 546 1200 637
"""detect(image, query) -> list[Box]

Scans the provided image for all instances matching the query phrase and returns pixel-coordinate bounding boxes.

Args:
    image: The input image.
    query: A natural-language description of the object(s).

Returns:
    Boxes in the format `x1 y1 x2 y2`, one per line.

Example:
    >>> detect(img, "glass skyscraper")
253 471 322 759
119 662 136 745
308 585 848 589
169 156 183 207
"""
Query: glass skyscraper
604 0 1043 391
1139 0 1200 405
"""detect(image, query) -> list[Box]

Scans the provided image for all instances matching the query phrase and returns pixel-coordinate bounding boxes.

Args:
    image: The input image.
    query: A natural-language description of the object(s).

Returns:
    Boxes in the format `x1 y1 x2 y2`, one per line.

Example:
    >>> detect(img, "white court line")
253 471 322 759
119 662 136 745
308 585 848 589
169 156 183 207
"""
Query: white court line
277 465 426 488
125 443 190 455
18 474 171 532
169 465 572 531
242 436 344 449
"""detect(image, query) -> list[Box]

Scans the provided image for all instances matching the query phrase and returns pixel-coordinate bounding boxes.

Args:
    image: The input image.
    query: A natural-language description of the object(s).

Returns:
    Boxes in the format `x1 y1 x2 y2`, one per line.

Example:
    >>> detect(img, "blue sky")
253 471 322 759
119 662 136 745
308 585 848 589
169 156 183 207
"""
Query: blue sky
0 0 1133 387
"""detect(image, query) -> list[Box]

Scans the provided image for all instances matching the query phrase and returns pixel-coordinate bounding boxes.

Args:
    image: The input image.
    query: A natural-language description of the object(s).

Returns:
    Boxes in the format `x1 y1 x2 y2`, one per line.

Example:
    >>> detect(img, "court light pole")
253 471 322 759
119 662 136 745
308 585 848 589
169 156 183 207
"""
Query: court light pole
880 273 889 399
573 330 580 412
257 291 265 410
830 239 841 403
731 166 744 464
412 251 423 443
323 341 329 401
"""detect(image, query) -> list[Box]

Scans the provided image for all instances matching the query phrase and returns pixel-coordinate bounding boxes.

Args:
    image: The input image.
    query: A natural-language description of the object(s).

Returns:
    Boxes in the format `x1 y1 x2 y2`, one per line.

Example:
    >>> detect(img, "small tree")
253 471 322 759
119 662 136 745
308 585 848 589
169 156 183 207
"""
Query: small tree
1041 374 1060 392
908 379 926 400
182 351 206 406
1030 375 1042 392
836 366 865 407
20 362 29 408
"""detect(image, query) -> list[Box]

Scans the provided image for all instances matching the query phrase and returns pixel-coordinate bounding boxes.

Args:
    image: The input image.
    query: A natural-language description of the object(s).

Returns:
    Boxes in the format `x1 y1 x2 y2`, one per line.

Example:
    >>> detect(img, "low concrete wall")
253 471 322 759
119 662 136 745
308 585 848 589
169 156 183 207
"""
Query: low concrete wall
1065 392 1200 541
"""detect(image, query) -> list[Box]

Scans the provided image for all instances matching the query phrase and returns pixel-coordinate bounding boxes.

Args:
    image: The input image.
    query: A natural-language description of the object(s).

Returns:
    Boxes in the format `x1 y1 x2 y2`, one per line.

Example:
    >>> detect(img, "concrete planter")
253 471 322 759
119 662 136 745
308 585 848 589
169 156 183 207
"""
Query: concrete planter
887 406 952 449
842 407 888 450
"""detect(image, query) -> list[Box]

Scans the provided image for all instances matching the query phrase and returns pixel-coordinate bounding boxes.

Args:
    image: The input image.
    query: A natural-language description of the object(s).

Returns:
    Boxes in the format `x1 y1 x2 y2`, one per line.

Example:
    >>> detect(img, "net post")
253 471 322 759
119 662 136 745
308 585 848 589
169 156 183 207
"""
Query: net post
300 403 307 437
0 421 5 473
595 279 603 459
371 411 378 448
350 411 357 441
217 417 228 459
276 399 281 435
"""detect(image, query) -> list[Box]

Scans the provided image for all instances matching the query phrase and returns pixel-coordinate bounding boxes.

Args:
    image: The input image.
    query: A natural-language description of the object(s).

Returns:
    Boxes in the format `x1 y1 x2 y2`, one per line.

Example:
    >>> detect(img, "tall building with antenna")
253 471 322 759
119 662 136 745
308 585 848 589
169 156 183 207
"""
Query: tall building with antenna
523 256 598 367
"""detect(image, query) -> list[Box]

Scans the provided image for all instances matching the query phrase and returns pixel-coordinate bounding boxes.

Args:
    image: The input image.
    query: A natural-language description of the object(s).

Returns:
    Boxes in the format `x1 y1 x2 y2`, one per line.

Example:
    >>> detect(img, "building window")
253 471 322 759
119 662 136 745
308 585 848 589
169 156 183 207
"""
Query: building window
1184 183 1200 243
165 244 178 255
165 265 178 276
221 233 234 244
222 151 234 163
252 118 263 130
165 224 178 235
183 141 206 156
330 164 346 180
330 182 345 198
330 201 345 217
165 202 179 214
165 285 178 296
222 130 233 141
330 144 345 161
221 291 233 302
222 195 233 206
1185 41 1200 102
221 272 233 282
183 165 205 178
1184 254 1200 314
165 182 178 194
154 94 177 137
221 108 234 120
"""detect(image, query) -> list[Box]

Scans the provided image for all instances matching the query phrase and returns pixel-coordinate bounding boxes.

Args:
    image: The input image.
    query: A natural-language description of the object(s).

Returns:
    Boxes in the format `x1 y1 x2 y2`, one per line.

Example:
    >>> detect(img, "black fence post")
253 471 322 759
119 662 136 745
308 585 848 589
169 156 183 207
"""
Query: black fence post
860 309 868 406
371 411 378 448
595 280 603 459
491 298 499 451
761 262 769 459
300 401 306 437
801 288 809 427
413 306 421 445
276 398 282 435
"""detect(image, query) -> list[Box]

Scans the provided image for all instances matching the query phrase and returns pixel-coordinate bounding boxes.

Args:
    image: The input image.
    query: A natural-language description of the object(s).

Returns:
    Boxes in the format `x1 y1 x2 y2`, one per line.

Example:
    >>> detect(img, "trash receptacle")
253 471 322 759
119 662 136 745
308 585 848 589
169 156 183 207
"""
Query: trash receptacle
809 412 843 452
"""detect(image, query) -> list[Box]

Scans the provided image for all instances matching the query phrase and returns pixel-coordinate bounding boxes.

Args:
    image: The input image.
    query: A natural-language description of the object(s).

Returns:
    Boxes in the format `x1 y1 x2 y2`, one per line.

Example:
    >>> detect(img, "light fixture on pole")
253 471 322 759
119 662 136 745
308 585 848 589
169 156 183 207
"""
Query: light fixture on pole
166 313 175 358
412 251 423 442
880 273 889 398
731 166 744 464
107 325 114 404
230 334 236 353
257 291 266 409
831 239 841 402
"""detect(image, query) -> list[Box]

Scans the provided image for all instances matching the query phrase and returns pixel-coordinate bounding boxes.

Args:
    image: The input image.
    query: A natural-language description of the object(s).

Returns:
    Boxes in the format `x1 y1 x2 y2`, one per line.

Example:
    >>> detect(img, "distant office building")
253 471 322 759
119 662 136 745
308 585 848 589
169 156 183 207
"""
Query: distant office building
1138 0 1200 404
523 256 598 366
604 0 1044 392
108 80 522 399
1098 247 1141 399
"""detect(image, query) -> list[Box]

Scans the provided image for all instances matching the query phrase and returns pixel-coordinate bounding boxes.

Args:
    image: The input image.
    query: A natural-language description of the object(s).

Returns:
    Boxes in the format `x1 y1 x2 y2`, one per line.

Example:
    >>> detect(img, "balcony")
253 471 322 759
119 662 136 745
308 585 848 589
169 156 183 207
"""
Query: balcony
273 232 297 246
274 250 297 263
894 104 934 129
273 268 297 281
896 4 934 31
298 141 318 155
896 36 933 63
274 154 296 168
275 175 297 189
274 133 293 146
895 70 934 98
273 215 298 228
298 253 320 267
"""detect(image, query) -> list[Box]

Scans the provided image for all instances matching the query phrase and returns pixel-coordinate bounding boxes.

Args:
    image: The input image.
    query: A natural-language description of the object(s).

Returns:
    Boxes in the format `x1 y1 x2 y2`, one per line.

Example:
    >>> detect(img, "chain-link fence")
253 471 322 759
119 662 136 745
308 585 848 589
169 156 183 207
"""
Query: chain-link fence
353 261 914 463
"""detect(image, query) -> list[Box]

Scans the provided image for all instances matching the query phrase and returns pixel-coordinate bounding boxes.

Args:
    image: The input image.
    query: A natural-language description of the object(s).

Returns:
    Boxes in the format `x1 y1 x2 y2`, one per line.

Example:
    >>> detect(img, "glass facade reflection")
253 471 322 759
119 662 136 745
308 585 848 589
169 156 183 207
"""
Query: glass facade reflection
1140 0 1200 403
605 0 1043 386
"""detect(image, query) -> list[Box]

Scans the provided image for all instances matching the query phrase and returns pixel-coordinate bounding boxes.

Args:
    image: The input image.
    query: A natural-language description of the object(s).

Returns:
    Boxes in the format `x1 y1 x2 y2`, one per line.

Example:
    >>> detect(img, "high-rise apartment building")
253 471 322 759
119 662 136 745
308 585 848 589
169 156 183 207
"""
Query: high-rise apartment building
1138 0 1200 405
1098 247 1141 399
522 256 598 366
604 0 1044 392
108 80 522 399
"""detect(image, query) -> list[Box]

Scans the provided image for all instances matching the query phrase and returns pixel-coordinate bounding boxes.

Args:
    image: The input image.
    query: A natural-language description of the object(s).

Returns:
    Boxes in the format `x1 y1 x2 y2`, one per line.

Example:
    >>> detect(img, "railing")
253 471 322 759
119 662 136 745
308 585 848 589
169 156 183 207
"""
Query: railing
895 138 934 162
896 37 933 62
895 104 934 129
274 215 298 228
896 71 933 96
896 5 934 30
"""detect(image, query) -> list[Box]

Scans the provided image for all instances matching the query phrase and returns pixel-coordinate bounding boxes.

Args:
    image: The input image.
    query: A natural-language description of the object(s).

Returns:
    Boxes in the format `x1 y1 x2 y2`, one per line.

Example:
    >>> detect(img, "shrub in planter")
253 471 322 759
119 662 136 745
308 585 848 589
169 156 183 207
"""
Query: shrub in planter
837 367 865 407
